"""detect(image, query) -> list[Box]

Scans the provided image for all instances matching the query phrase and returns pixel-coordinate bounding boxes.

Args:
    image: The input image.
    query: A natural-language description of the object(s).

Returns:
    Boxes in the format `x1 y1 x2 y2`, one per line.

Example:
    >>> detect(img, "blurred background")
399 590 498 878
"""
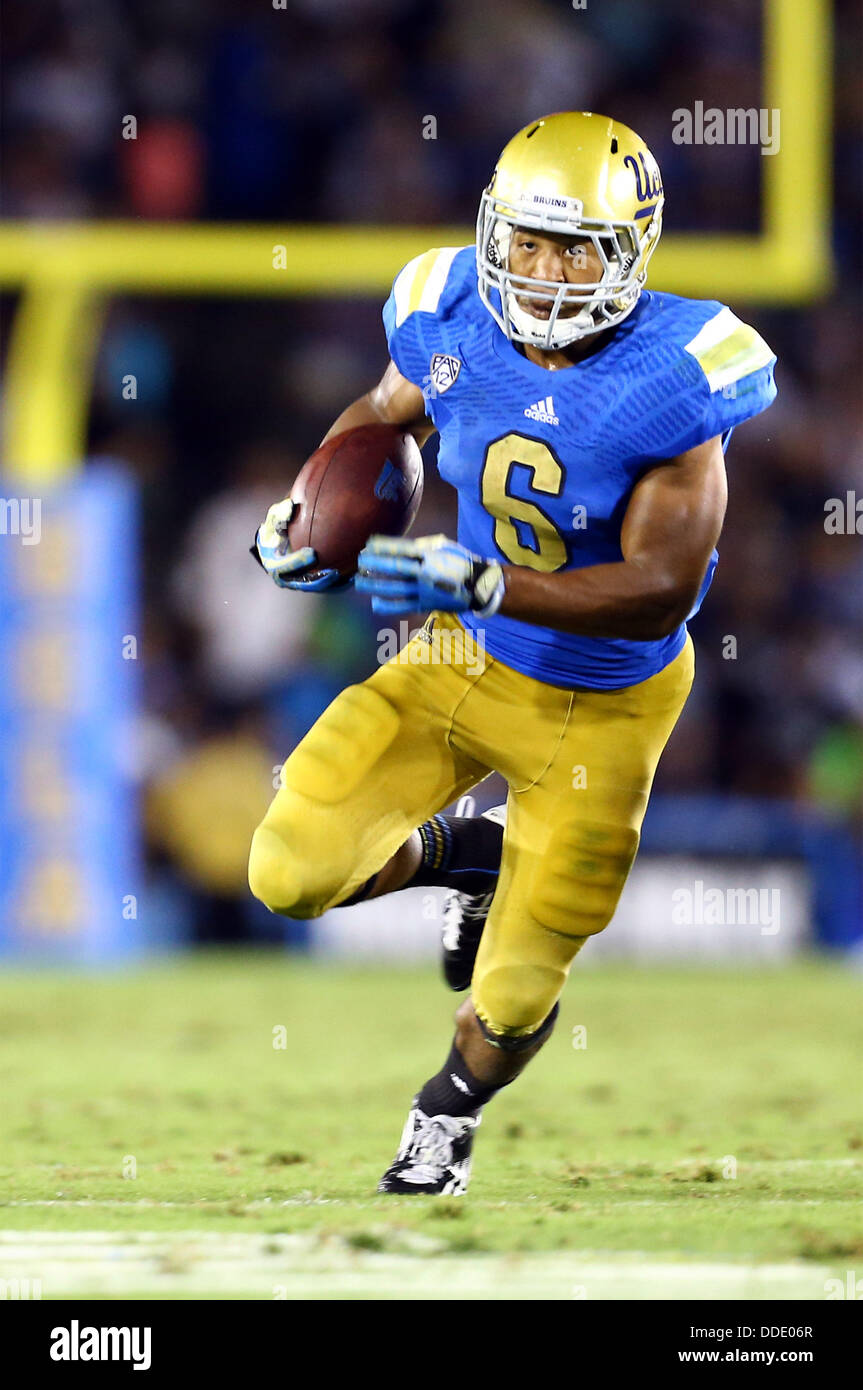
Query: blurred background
0 0 860 963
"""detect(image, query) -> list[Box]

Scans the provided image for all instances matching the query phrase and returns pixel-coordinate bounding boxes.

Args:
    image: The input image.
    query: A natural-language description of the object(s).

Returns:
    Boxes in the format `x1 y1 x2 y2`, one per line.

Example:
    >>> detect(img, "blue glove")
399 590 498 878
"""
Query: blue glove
355 534 505 616
252 498 348 592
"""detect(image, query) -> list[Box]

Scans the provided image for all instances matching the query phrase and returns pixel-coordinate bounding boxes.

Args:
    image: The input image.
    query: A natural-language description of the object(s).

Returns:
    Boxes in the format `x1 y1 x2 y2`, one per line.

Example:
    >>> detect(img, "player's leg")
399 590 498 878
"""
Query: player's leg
471 635 695 1040
248 627 491 920
379 637 694 1193
344 800 506 904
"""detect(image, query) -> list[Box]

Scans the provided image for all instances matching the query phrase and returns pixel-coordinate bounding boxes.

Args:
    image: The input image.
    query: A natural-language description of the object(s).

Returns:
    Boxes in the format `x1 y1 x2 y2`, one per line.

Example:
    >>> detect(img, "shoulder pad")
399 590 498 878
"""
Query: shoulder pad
683 305 774 393
390 246 471 327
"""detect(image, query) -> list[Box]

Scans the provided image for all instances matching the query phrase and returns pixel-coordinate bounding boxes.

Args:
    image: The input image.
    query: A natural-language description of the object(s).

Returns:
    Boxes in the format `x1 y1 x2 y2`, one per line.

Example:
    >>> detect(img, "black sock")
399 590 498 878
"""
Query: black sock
417 1040 504 1118
409 813 504 896
334 811 504 909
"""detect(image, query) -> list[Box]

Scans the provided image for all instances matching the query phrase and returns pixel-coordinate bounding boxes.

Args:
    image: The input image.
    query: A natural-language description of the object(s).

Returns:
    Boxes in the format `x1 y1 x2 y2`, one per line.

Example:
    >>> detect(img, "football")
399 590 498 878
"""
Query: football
287 424 424 582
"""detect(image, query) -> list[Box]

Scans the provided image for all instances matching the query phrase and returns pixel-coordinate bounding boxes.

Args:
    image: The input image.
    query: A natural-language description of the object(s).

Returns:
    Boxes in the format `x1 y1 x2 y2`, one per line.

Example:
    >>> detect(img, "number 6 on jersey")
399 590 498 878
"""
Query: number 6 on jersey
480 433 568 572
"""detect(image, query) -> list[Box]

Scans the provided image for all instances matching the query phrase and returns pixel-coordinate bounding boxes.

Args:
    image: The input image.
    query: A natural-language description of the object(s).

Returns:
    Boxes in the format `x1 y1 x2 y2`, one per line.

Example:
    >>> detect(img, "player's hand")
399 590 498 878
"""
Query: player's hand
252 499 346 591
356 534 505 616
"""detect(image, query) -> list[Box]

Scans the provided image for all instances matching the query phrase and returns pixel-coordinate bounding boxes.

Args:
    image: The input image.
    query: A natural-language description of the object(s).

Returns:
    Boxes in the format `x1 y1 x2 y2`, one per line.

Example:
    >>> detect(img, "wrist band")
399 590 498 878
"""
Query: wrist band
474 562 505 617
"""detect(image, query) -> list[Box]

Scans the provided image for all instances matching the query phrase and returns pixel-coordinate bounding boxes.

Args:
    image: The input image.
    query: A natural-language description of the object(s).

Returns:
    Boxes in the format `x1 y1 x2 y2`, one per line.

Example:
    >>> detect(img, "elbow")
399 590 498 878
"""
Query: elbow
638 581 696 640
649 613 686 640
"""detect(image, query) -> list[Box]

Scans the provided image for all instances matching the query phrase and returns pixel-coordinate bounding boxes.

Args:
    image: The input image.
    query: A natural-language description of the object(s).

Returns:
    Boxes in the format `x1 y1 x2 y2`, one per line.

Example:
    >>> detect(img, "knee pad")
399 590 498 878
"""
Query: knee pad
248 809 348 919
250 683 401 916
248 823 298 917
248 822 312 918
472 960 565 1043
280 684 400 805
531 819 639 937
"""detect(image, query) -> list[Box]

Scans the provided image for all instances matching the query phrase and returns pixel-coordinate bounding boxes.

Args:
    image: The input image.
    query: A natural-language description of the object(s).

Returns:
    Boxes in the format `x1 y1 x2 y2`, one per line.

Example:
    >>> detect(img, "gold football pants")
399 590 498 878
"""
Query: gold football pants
249 614 694 1041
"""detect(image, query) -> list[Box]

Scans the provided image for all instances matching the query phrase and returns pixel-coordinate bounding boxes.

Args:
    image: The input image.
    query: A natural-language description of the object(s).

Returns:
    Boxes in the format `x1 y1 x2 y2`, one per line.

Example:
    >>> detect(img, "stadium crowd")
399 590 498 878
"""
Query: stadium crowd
2 0 860 941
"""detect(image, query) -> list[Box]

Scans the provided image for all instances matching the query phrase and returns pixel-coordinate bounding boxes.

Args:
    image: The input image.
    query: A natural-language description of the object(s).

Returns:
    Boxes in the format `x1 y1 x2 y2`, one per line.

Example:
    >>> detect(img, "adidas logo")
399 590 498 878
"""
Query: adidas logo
524 394 559 425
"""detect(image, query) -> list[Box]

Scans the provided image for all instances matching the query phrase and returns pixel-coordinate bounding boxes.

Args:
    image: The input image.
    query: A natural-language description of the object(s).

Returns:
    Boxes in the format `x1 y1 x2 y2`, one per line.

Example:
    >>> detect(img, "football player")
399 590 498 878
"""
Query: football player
249 112 776 1195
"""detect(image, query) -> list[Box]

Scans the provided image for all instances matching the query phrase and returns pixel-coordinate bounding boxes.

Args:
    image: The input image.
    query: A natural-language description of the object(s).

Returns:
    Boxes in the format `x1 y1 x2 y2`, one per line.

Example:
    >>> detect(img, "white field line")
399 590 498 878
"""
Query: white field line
6 1157 861 1193
0 1232 841 1300
672 1160 862 1169
1 1194 855 1211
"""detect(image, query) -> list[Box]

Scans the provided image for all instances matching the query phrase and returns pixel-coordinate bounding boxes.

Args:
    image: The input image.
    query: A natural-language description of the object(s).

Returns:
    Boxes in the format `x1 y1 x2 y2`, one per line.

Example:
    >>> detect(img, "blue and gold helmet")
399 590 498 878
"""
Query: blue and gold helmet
477 111 664 349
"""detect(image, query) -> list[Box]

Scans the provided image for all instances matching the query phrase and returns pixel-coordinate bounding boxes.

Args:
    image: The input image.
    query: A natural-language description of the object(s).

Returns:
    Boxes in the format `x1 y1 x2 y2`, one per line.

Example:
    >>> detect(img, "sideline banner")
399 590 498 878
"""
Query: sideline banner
0 465 141 961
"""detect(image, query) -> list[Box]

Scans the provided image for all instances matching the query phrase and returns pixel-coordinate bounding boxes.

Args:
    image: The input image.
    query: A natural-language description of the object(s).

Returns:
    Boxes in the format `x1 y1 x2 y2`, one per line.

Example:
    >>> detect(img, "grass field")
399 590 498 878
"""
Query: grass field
1 953 861 1299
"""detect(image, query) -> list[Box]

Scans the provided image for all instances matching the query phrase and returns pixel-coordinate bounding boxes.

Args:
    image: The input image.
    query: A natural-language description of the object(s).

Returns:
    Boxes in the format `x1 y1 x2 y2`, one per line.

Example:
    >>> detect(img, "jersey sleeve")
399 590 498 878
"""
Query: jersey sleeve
644 305 777 458
382 245 469 389
683 305 777 436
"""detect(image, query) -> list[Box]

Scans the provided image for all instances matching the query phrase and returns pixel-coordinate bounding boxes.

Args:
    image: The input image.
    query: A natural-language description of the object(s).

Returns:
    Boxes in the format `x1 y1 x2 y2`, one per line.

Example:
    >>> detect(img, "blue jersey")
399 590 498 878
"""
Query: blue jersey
383 245 776 690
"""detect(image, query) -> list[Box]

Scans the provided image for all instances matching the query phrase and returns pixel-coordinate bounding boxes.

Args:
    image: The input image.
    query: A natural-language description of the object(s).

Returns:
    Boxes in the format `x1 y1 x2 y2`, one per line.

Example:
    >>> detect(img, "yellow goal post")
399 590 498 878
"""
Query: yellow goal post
0 0 831 484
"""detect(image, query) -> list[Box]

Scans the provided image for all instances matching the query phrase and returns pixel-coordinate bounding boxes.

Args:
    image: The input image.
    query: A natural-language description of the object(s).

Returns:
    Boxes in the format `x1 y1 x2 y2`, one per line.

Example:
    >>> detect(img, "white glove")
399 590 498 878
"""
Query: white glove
252 499 344 591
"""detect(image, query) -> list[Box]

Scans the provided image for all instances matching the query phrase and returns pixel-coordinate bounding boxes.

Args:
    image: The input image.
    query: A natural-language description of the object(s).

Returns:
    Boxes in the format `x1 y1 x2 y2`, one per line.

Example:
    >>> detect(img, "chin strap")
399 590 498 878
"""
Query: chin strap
506 293 598 348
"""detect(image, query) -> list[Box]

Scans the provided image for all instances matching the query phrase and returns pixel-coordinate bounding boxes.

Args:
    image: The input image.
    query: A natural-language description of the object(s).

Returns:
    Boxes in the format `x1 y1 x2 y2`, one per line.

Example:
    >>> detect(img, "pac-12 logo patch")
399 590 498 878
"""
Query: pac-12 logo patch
428 353 462 395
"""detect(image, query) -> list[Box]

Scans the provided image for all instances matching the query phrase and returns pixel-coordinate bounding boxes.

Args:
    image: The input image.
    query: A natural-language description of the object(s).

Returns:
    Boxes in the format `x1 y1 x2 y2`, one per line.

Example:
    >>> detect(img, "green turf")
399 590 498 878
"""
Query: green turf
0 953 861 1292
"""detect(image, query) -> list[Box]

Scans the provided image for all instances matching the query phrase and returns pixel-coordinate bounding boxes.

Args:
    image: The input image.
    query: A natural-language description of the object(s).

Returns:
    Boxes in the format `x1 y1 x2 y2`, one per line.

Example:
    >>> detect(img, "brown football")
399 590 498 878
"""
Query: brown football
287 424 424 582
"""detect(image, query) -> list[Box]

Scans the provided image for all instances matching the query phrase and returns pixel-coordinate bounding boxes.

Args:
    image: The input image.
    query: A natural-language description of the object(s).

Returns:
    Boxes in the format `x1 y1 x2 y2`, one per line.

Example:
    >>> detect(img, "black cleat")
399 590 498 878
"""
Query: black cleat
378 1102 480 1195
441 804 506 991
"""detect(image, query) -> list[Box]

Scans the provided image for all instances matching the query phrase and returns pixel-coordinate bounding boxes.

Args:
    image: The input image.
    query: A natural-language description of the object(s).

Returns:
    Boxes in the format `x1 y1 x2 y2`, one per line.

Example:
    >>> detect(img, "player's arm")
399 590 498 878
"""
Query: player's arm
322 360 436 446
500 435 727 639
255 362 434 589
357 436 727 634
